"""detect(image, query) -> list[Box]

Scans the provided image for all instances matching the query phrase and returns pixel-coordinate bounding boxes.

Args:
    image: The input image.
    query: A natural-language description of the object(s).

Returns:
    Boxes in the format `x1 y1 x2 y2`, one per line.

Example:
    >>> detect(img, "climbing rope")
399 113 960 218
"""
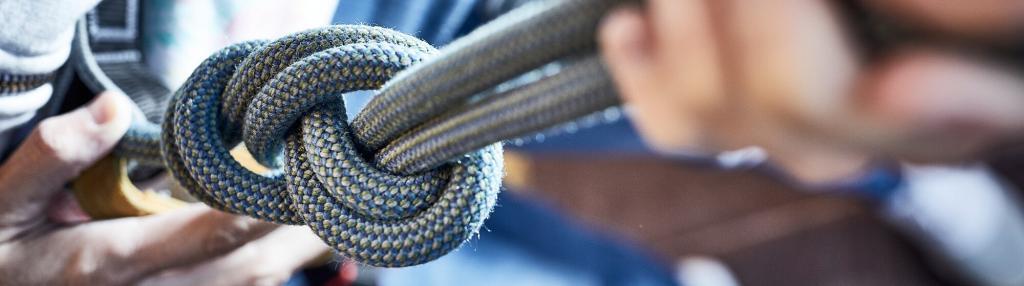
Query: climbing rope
83 0 1024 268
111 0 625 267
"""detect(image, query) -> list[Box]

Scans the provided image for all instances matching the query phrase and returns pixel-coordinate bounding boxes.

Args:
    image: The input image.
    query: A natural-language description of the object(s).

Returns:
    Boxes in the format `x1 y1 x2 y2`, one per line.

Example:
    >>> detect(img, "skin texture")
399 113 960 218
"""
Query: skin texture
3 0 1023 283
600 0 1024 183
0 92 329 286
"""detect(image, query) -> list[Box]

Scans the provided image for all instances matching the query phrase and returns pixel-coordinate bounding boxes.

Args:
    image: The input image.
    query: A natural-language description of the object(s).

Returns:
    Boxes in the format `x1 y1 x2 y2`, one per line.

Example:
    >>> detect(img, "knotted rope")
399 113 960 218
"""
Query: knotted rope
86 0 1021 268
113 0 624 267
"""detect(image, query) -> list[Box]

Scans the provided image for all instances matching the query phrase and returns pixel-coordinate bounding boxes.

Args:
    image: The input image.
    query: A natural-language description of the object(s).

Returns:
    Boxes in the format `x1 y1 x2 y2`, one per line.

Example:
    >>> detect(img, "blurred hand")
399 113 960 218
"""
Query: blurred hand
600 0 1024 183
138 226 330 286
0 92 328 285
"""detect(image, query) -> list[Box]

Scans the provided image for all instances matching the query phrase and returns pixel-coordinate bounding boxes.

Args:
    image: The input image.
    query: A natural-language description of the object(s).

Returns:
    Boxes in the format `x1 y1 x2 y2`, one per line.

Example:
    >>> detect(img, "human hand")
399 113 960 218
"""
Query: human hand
599 0 1024 183
137 225 332 286
0 92 328 285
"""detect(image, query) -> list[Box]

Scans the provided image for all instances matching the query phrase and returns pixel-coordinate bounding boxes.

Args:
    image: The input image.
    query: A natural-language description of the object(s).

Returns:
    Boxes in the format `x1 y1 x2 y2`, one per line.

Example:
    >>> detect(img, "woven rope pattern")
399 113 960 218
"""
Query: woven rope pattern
114 0 627 267
99 0 1023 268
0 72 55 94
150 27 505 267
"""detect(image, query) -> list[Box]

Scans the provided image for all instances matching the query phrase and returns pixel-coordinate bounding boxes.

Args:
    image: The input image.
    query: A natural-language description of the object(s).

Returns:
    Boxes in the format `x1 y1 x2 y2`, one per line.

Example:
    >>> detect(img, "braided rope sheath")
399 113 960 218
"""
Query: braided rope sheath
114 0 629 267
0 72 56 94
98 0 1024 268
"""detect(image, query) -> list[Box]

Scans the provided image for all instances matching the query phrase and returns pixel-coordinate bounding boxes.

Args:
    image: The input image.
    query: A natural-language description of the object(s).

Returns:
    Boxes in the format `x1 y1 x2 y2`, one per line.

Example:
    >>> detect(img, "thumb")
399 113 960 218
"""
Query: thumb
599 5 717 153
0 91 132 223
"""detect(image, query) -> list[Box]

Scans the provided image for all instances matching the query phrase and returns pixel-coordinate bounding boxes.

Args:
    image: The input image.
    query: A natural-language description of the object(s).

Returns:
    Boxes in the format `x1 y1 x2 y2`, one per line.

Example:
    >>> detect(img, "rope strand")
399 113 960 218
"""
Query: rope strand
115 0 626 267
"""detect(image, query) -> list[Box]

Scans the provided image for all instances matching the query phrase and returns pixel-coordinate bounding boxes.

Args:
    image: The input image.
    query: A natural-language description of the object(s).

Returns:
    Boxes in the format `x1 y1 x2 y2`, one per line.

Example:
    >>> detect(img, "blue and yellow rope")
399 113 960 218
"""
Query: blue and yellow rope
107 0 623 267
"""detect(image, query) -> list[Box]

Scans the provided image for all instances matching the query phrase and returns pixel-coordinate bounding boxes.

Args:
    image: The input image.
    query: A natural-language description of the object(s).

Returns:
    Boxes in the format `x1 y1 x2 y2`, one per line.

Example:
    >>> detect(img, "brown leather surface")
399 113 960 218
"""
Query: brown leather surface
507 153 952 286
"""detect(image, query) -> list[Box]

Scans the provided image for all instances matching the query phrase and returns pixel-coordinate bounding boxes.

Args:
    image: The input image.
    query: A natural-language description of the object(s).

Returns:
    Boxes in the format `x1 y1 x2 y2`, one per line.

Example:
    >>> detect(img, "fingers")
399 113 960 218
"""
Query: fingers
863 0 1024 38
649 0 724 91
69 205 278 284
1 205 277 285
602 0 871 182
649 0 726 120
605 0 1021 173
0 91 131 226
850 49 1024 161
601 6 676 151
47 191 92 225
719 0 871 182
600 6 656 102
137 226 330 286
123 206 278 274
724 0 859 125
600 2 722 152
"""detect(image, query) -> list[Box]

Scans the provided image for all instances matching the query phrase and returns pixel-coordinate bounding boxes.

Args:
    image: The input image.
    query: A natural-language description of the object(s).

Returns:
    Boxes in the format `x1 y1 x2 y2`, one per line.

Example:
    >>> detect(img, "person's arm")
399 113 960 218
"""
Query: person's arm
598 2 1024 285
598 0 1024 183
0 92 274 285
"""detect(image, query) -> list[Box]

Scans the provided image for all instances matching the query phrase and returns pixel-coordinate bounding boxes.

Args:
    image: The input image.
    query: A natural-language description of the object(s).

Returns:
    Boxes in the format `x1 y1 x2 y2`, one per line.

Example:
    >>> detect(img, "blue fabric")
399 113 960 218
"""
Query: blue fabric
839 165 904 200
333 0 482 46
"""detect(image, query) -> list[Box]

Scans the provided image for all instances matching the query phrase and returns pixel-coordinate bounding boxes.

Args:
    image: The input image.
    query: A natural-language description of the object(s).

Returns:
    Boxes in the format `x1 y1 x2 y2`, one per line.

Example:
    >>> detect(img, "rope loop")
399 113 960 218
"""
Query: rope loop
159 26 503 267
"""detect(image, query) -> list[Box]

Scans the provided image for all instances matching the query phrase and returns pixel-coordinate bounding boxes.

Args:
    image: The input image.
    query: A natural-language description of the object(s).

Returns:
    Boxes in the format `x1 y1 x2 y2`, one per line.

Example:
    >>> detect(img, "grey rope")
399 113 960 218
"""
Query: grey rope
114 0 626 267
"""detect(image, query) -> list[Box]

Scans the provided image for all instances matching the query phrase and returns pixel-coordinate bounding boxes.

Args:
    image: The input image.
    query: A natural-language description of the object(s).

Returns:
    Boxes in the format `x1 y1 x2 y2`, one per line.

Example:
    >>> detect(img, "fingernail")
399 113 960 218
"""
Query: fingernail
86 92 124 125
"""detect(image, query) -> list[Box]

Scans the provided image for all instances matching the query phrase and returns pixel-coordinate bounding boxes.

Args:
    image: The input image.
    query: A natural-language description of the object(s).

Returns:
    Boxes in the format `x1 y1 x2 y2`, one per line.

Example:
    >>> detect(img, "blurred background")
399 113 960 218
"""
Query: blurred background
68 0 1024 285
